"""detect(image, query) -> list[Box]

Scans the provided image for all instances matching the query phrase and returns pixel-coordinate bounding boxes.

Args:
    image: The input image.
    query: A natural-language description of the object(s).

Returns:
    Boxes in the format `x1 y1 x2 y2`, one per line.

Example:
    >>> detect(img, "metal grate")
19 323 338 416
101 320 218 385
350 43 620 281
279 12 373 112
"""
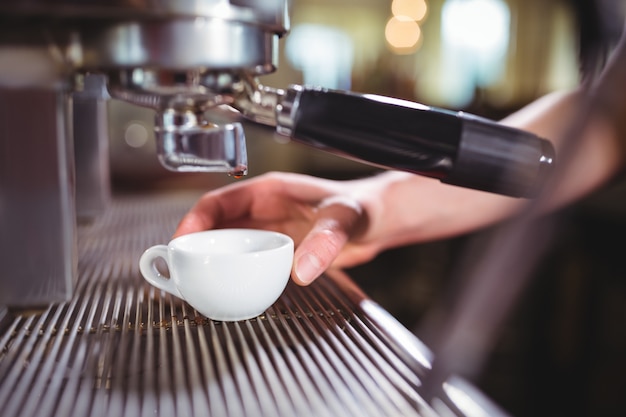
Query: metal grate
0 191 488 417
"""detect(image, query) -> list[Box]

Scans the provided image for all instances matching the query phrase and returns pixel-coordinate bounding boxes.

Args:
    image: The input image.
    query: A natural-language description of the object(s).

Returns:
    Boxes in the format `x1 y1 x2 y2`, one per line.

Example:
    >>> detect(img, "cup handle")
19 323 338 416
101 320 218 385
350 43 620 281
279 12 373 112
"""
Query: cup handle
139 245 183 299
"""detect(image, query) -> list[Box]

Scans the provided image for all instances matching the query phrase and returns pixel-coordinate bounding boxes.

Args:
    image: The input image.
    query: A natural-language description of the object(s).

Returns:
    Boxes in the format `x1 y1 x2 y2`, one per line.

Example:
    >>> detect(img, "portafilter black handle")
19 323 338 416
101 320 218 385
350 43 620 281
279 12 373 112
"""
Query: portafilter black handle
276 85 555 198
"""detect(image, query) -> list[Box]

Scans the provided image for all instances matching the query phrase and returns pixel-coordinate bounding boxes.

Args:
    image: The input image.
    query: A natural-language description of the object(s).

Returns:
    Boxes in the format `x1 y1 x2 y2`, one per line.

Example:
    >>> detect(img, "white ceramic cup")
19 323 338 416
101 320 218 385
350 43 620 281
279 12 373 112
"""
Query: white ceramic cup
139 229 294 321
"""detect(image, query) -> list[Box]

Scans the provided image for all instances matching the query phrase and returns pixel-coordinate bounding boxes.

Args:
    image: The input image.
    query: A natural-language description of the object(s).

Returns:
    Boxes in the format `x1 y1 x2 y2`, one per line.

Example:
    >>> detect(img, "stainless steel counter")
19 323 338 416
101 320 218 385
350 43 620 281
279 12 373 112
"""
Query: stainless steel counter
0 192 507 417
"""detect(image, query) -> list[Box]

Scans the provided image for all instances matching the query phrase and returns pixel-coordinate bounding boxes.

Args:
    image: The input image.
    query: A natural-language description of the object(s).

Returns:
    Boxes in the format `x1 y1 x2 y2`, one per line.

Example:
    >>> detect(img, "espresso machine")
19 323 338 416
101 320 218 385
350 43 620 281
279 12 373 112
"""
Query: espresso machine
0 0 554 308
0 2 573 416
0 0 290 307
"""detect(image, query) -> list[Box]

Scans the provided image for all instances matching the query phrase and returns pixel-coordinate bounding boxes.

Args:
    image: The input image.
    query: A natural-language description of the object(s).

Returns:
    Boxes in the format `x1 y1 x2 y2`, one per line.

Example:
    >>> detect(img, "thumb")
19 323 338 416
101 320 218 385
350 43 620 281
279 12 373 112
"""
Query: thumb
292 196 363 285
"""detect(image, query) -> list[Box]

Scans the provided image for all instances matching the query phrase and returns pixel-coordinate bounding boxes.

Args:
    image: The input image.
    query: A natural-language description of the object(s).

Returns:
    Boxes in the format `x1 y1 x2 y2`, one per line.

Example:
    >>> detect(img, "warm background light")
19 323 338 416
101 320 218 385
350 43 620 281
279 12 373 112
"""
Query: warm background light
385 16 422 51
391 0 428 22
386 0 427 54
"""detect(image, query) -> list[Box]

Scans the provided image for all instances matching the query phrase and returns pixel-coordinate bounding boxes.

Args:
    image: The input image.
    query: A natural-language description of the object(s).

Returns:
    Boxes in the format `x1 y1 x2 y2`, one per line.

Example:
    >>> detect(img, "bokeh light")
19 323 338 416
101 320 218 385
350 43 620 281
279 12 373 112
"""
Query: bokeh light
385 16 422 52
286 24 354 89
442 0 509 53
391 0 428 22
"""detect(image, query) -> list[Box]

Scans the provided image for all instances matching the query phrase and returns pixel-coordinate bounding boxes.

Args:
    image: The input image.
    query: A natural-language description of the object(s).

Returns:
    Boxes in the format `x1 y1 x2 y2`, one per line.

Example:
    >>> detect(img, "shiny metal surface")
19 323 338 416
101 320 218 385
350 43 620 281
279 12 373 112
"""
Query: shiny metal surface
155 112 248 174
74 74 111 219
81 18 280 72
0 88 76 306
0 0 288 77
0 0 288 308
0 0 288 174
0 0 288 28
0 193 506 417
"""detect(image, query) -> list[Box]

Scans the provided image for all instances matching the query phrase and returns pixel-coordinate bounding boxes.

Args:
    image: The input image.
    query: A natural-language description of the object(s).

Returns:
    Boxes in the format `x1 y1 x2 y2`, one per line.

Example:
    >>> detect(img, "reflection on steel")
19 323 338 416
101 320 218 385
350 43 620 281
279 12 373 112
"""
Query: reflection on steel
0 0 288 307
0 193 504 417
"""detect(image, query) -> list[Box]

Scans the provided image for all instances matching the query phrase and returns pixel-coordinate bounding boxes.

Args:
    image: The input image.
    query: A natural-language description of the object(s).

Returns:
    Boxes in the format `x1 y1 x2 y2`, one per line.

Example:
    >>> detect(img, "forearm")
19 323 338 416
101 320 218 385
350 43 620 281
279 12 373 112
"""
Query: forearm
348 88 623 256
347 171 518 251
502 88 622 208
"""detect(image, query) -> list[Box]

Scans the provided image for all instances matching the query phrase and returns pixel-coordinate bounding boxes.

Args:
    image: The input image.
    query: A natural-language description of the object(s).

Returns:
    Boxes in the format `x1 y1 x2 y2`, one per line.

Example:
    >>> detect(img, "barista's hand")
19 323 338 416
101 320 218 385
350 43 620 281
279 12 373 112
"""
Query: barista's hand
173 170 522 285
173 172 377 285
174 88 625 286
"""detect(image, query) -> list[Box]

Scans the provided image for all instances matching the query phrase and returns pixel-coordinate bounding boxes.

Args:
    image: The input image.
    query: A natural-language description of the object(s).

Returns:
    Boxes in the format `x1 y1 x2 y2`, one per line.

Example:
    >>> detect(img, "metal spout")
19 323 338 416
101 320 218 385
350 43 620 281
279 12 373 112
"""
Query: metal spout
154 108 248 175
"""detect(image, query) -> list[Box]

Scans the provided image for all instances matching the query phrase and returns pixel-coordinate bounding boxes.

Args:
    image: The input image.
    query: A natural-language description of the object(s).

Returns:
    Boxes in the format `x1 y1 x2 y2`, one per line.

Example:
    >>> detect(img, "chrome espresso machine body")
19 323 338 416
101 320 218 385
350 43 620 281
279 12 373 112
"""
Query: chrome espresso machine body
0 0 288 307
0 1 554 306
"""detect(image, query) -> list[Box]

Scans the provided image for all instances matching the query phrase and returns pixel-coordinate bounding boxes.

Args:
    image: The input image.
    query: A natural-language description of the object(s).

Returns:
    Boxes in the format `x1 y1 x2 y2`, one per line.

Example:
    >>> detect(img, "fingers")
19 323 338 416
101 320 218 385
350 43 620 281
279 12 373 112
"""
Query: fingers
173 172 339 238
172 172 367 286
173 182 253 237
292 196 364 286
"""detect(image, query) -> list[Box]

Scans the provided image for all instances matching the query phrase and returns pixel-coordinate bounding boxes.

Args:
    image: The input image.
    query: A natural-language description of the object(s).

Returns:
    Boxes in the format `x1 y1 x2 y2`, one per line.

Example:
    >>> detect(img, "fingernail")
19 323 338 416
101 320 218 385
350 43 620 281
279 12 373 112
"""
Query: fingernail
295 253 322 285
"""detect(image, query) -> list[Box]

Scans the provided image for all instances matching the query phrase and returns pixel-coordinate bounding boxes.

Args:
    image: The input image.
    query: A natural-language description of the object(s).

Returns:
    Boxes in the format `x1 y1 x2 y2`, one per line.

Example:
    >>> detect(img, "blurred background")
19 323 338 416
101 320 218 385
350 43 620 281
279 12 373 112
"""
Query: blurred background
107 1 626 416
110 0 587 186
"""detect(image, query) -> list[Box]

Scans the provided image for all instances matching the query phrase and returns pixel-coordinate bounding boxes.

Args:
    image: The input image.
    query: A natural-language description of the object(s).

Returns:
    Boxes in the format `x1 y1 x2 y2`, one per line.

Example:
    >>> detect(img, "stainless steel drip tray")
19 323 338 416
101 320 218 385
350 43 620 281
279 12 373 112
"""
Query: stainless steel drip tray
0 192 506 417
